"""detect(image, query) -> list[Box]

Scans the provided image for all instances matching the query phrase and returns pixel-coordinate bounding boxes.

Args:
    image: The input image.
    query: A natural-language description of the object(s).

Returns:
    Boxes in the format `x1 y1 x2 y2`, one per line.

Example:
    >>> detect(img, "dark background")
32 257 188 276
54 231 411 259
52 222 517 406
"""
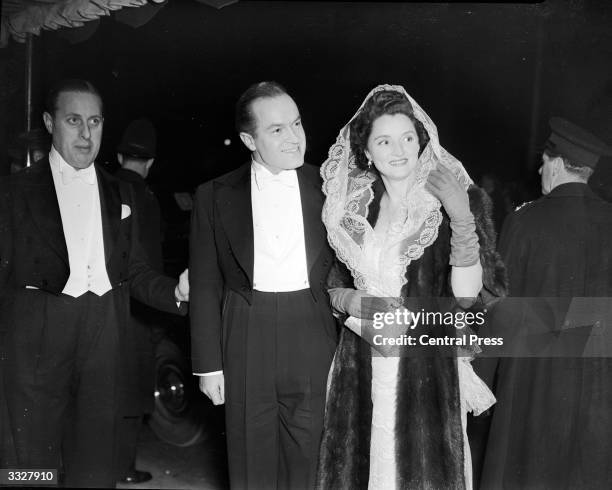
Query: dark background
2 0 612 196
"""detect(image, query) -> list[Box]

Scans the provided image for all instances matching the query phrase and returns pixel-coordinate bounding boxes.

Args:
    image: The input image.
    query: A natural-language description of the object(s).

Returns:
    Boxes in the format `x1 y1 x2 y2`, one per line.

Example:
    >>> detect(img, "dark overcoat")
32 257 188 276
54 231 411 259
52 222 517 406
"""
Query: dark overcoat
480 182 612 489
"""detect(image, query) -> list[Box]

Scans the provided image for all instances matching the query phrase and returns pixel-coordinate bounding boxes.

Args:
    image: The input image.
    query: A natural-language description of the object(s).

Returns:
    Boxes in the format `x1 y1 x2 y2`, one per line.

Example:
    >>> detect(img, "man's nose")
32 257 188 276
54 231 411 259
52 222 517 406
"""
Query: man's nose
80 122 91 140
286 126 300 143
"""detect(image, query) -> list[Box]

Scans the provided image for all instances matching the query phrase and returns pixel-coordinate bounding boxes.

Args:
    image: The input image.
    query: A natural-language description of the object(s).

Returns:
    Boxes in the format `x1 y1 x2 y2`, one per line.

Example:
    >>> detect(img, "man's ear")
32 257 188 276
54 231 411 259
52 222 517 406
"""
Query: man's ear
117 153 124 165
43 112 54 135
239 132 257 152
551 156 564 176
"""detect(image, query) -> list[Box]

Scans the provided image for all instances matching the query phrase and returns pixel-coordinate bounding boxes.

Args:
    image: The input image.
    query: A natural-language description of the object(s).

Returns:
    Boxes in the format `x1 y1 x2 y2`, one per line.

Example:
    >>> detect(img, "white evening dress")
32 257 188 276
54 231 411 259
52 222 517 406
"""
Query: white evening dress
343 232 496 490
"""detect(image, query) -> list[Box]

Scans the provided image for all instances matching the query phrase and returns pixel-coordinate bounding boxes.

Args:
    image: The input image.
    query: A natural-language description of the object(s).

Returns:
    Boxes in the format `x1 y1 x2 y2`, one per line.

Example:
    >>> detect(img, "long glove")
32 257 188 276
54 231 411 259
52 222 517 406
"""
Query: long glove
330 288 409 357
426 162 480 267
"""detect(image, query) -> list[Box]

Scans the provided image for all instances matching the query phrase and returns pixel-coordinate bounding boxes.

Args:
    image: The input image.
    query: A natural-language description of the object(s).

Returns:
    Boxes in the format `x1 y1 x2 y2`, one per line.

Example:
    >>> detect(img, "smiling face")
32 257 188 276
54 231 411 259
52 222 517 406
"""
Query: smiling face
365 113 421 182
239 94 306 174
43 90 103 169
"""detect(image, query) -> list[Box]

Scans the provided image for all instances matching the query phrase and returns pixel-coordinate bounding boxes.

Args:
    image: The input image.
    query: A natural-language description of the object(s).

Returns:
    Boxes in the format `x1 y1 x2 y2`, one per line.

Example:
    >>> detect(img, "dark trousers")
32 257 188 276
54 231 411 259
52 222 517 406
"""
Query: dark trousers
4 289 123 488
0 331 17 467
114 313 155 480
223 289 336 490
114 415 142 478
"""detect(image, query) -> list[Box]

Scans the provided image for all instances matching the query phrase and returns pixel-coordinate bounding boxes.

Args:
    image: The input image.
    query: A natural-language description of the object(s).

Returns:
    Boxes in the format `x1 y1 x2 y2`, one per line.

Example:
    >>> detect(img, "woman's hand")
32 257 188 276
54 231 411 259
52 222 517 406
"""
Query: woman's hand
329 288 401 319
345 307 412 358
425 162 471 222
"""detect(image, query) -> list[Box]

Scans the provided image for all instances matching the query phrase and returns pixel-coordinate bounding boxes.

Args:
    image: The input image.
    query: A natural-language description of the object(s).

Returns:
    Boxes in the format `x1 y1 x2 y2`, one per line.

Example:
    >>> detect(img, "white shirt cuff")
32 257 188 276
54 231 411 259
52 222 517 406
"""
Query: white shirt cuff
194 371 223 376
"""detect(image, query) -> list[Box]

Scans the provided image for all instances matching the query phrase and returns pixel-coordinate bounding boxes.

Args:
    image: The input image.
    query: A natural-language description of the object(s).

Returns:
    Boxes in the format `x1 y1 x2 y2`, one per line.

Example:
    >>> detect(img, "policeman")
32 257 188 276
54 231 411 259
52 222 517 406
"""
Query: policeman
480 118 612 488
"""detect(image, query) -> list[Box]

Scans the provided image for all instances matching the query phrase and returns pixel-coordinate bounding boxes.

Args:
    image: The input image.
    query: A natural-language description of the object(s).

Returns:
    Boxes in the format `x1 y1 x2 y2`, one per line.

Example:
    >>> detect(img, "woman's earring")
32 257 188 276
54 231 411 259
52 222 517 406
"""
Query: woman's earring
367 159 372 168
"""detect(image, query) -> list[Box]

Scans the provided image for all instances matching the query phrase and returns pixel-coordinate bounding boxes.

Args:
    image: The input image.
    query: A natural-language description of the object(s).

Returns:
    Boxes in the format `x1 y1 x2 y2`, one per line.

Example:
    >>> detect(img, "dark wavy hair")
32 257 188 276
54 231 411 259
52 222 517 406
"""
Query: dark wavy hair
350 90 430 170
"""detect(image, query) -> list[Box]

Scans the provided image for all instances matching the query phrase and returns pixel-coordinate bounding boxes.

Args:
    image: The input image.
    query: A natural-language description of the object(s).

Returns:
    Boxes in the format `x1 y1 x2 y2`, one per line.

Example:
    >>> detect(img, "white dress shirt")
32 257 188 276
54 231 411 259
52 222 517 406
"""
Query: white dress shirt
49 147 112 297
197 161 310 377
251 160 309 292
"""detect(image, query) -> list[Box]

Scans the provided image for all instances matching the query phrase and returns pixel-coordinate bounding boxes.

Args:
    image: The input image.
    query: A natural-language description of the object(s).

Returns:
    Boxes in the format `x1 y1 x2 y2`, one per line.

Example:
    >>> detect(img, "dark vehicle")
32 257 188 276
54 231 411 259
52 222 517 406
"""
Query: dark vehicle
146 190 220 447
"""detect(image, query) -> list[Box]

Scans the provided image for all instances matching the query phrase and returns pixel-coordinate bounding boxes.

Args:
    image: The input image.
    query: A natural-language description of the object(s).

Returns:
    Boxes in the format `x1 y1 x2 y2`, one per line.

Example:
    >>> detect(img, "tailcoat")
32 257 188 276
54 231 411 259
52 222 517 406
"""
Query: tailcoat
189 162 337 489
0 159 183 486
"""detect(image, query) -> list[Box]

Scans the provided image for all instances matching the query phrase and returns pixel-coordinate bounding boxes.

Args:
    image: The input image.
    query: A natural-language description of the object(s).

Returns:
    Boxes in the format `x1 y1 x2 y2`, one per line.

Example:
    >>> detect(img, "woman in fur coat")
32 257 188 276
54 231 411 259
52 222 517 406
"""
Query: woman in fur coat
317 85 506 489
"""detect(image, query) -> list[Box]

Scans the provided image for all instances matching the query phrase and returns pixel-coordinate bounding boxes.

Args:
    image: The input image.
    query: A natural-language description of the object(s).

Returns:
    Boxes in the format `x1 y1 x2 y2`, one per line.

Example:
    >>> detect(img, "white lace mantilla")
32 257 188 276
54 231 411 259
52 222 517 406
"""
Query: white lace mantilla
321 84 472 294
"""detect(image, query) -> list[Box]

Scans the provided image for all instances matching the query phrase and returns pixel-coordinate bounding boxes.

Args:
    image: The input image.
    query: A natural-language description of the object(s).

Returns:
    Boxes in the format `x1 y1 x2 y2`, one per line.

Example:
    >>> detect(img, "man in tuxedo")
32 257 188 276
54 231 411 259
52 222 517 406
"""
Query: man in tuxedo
0 79 189 488
189 81 337 489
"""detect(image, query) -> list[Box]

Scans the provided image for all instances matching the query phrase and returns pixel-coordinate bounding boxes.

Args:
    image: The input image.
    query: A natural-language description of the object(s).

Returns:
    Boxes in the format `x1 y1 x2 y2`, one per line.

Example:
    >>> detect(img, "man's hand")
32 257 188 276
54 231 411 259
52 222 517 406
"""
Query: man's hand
174 268 189 302
199 373 225 405
329 288 400 320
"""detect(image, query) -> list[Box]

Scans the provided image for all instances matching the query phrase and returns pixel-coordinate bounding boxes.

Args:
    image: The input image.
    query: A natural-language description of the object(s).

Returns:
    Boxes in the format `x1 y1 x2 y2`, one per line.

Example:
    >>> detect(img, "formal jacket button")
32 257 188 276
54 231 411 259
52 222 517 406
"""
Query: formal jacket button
122 252 128 258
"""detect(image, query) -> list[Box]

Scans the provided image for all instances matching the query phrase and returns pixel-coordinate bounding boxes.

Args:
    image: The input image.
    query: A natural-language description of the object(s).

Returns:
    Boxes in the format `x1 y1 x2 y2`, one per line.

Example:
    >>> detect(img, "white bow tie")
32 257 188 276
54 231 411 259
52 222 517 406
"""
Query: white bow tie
60 161 96 185
256 169 297 190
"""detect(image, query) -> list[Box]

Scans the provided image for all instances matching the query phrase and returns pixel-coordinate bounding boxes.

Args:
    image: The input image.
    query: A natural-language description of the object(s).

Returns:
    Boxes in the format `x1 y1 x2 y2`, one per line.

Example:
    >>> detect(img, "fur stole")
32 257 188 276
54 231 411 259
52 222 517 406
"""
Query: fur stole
317 186 507 489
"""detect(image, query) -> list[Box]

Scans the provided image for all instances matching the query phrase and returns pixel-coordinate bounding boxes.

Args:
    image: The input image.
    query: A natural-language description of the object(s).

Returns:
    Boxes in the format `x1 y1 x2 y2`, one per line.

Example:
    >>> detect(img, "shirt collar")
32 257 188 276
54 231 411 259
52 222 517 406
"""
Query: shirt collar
49 146 96 186
251 159 298 191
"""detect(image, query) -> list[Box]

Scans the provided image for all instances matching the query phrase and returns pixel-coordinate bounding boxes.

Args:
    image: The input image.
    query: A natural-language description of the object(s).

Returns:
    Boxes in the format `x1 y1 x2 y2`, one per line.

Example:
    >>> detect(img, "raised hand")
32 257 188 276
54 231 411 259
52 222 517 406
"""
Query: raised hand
425 162 471 222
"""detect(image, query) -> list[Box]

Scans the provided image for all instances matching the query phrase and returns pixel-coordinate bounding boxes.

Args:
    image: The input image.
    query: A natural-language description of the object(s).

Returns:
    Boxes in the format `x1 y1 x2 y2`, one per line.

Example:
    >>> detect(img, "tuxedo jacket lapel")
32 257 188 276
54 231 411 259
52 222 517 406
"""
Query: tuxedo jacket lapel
96 166 121 265
23 160 68 264
215 163 325 286
216 163 254 285
297 166 326 276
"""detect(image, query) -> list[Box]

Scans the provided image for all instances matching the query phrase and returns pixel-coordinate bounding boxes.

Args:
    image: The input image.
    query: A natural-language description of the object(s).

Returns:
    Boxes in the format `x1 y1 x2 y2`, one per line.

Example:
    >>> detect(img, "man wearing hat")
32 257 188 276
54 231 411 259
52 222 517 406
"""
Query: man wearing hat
116 118 163 271
113 118 163 484
479 118 612 488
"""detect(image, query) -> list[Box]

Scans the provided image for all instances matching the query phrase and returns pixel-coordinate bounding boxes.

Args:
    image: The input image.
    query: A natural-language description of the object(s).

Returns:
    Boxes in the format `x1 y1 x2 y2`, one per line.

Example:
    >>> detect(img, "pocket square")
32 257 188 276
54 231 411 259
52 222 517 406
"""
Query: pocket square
121 204 131 219
25 285 40 290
